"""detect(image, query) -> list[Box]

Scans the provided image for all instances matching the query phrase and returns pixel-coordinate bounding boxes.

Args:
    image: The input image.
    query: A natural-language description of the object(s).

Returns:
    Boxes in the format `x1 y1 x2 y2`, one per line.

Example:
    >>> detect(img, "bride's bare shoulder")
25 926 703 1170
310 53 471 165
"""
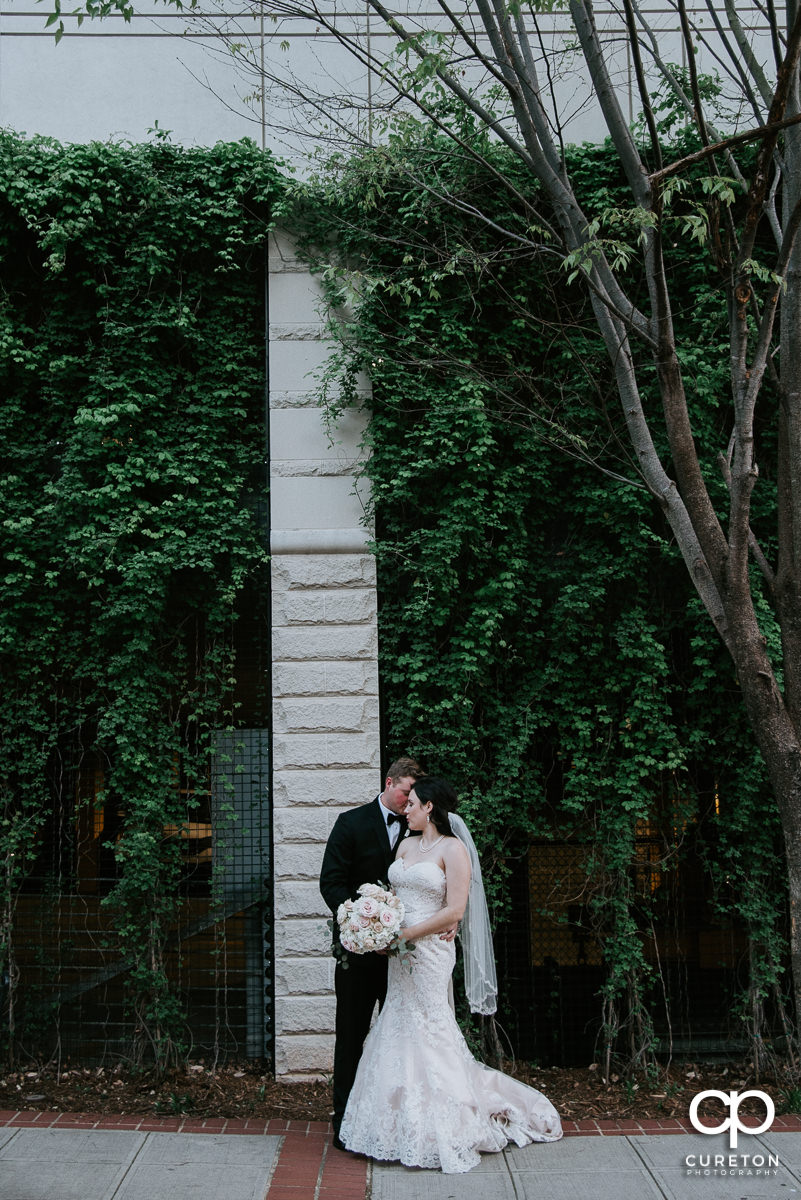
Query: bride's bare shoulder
442 836 470 870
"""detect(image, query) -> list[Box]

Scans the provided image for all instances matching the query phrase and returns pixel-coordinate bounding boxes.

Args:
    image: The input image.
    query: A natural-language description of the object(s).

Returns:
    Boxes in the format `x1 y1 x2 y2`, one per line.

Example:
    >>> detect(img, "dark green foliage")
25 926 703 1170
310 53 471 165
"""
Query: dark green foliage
299 131 787 1069
0 132 283 1068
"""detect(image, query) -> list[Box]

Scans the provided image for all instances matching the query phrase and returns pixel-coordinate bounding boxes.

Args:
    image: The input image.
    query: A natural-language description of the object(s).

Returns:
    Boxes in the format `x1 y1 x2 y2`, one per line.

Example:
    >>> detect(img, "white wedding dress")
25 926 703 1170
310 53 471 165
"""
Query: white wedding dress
339 858 562 1173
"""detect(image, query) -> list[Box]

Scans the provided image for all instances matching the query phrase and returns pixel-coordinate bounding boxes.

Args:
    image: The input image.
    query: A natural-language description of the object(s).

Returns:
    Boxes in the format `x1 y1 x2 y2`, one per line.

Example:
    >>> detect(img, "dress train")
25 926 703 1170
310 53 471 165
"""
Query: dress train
339 859 561 1173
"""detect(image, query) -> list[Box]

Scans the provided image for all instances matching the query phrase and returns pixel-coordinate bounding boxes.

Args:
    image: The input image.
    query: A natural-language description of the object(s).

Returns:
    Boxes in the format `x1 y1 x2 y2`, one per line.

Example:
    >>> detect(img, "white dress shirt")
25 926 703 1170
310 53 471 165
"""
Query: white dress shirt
379 796 404 848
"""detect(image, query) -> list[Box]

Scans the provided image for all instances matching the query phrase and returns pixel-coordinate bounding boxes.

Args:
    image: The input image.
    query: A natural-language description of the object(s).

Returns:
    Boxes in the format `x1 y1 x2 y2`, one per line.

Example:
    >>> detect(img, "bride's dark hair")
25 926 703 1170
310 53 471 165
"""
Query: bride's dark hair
413 776 458 837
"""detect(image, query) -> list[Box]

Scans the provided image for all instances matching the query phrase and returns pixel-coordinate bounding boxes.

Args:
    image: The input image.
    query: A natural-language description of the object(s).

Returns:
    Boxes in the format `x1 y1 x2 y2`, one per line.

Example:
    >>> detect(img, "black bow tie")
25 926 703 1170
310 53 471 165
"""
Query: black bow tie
387 812 405 825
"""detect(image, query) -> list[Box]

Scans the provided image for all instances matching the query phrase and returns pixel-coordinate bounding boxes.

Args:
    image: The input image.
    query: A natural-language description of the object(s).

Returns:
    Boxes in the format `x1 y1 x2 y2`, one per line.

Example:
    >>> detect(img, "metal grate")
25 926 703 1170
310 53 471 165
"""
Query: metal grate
211 729 272 1060
8 729 272 1068
495 844 747 1067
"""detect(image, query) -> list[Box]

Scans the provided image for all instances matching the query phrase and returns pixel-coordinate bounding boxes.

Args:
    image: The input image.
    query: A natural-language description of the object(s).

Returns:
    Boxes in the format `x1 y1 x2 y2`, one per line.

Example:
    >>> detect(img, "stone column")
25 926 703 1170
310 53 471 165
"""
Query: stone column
268 230 381 1078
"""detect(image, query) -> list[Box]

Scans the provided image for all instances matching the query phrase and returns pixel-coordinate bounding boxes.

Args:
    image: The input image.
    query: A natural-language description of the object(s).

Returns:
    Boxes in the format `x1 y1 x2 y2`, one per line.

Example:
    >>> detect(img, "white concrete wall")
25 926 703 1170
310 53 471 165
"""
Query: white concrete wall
269 230 381 1077
0 2 260 147
0 0 733 160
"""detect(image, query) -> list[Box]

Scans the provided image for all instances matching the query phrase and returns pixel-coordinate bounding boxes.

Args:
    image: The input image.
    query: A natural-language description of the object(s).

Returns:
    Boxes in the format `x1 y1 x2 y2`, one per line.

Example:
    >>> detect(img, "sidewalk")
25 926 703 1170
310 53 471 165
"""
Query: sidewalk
2 1110 801 1199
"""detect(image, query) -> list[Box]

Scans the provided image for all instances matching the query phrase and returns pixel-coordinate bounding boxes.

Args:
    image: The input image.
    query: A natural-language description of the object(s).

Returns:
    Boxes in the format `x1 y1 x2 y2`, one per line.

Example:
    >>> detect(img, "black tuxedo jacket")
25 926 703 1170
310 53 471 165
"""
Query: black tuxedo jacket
320 797 404 945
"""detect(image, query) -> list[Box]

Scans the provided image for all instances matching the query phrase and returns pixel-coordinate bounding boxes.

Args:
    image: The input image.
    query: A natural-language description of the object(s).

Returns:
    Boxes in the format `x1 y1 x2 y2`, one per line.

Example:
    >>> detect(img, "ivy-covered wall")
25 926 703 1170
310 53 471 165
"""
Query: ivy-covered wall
301 130 789 1072
0 132 283 1068
0 123 790 1078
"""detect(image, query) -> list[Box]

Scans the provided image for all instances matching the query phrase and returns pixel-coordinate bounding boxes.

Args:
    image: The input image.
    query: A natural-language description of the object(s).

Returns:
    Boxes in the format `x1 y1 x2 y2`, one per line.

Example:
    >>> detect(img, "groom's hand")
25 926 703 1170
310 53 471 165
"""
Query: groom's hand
439 923 458 942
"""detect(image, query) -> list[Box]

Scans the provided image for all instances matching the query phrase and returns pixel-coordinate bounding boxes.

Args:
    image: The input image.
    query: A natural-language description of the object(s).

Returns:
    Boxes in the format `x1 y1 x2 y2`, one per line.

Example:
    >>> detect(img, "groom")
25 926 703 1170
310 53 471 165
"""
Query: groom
320 756 421 1148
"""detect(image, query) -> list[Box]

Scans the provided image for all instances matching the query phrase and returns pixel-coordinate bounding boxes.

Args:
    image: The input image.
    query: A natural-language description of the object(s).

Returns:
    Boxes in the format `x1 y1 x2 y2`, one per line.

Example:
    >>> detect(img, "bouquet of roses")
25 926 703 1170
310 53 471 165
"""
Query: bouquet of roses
331 883 414 969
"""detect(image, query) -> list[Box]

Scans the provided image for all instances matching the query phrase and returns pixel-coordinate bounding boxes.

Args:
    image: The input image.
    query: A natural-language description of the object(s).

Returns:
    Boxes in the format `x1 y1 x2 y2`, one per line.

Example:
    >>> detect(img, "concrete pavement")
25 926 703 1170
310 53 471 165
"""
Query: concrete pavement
371 1130 801 1200
0 1128 283 1200
3 1113 801 1199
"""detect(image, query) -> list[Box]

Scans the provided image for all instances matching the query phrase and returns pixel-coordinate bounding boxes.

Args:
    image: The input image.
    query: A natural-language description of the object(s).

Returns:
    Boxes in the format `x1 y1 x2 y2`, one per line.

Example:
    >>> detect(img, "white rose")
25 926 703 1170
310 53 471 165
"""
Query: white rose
358 883 384 898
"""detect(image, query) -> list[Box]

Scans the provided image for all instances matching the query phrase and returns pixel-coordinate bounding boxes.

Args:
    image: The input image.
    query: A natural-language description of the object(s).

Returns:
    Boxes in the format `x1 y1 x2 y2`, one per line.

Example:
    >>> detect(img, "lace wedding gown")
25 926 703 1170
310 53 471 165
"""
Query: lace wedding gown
339 858 562 1173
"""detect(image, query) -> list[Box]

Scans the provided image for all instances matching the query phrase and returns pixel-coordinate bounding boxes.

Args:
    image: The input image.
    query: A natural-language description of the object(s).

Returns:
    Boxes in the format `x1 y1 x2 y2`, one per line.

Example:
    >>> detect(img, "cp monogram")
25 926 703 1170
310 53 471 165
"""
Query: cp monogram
688 1089 775 1149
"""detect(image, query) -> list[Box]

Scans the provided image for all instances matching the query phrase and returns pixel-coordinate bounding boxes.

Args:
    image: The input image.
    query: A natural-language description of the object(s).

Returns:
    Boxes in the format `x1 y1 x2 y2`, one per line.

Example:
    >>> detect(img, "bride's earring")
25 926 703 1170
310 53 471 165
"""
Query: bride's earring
425 814 430 824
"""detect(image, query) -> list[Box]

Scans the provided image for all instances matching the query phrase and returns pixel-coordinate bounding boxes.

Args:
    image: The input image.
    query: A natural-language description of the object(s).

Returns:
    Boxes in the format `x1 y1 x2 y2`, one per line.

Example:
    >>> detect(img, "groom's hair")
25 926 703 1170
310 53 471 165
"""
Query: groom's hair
385 756 422 782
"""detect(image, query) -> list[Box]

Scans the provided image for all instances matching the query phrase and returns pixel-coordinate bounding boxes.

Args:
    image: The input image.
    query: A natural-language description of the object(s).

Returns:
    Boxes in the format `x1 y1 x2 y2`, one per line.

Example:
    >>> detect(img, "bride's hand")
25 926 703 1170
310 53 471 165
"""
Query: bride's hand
439 923 458 942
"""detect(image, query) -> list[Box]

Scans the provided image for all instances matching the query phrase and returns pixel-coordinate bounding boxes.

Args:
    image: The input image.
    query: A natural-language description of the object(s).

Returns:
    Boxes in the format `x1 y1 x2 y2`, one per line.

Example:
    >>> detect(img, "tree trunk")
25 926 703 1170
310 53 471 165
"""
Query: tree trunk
773 27 801 1044
731 635 801 1044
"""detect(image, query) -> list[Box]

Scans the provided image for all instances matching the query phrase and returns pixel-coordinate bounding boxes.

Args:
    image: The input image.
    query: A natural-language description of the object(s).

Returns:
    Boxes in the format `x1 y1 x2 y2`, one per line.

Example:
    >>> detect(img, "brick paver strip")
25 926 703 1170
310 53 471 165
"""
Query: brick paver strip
3 1110 801 1137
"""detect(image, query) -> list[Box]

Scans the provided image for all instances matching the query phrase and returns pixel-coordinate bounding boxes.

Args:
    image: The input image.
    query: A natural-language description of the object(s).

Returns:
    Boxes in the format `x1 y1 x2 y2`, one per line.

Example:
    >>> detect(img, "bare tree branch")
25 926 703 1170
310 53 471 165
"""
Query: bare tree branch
650 108 801 183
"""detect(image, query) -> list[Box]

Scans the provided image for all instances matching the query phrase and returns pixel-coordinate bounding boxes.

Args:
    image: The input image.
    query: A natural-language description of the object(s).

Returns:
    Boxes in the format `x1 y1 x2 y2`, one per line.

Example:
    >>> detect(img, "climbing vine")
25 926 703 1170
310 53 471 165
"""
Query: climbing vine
298 125 789 1074
0 132 283 1069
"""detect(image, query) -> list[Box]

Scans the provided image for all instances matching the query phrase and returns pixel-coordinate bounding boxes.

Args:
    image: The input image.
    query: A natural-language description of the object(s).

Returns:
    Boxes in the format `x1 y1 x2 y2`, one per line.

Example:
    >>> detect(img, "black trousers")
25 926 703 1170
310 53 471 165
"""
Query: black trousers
332 952 388 1135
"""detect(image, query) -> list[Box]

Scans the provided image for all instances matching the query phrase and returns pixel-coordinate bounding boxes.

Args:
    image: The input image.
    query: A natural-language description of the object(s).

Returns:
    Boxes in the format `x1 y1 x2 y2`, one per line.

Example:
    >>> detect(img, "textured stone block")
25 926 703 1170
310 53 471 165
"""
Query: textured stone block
275 996 335 1035
323 590 376 624
272 733 324 770
325 659 379 695
272 808 337 843
275 917 331 957
274 957 333 997
272 732 380 771
272 660 378 697
271 457 362 477
273 841 325 880
271 554 376 591
272 589 376 627
271 387 370 410
274 697 379 735
272 661 327 696
272 592 327 626
275 879 329 919
273 770 379 809
274 1033 334 1078
272 624 378 662
270 391 323 409
269 322 324 342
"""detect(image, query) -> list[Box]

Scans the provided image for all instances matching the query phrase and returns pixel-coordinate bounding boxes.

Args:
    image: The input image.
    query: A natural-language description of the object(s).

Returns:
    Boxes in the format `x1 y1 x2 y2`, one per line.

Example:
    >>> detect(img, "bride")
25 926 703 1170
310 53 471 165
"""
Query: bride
338 776 562 1174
